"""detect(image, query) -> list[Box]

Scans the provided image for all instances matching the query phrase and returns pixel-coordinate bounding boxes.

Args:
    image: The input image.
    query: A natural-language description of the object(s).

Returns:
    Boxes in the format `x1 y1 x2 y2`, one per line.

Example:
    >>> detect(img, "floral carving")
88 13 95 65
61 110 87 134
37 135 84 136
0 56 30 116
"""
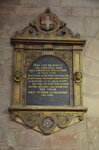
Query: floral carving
55 114 73 128
14 112 43 128
11 112 84 134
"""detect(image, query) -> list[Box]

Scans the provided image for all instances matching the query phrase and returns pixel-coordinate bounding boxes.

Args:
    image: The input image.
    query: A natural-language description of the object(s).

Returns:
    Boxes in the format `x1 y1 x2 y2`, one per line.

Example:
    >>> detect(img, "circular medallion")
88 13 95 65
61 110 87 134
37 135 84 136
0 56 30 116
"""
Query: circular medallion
36 13 59 33
39 115 56 134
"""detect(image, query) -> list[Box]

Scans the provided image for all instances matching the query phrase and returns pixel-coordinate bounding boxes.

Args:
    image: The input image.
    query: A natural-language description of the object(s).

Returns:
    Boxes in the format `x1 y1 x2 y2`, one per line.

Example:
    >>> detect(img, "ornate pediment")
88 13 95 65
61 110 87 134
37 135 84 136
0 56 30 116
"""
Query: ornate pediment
12 8 80 40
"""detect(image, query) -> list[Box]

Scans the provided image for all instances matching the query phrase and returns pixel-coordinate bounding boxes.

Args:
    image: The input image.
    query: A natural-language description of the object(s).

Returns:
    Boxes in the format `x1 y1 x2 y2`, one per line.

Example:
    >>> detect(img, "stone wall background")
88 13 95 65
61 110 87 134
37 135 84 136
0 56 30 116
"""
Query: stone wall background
0 0 99 150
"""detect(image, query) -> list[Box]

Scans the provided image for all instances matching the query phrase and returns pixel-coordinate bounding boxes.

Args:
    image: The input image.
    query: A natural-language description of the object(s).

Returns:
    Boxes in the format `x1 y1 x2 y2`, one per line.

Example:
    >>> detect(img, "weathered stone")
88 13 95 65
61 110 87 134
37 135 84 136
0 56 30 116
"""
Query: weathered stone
82 37 93 54
43 134 53 149
84 96 99 117
84 18 99 37
64 7 72 16
84 38 99 61
92 8 99 17
8 117 25 130
61 0 99 8
0 6 16 15
0 0 20 5
0 143 8 150
87 130 99 150
87 117 99 131
17 148 52 150
0 116 8 143
51 7 72 16
0 41 13 65
95 28 99 39
0 85 11 114
8 146 15 150
59 16 84 36
83 75 99 95
0 15 35 37
15 148 36 150
0 98 9 115
77 130 88 150
53 128 78 148
53 149 78 150
72 7 92 17
15 7 45 16
20 0 49 7
20 130 44 147
83 56 99 77
73 119 88 150
51 7 66 16
87 117 99 149
48 0 61 6
0 64 4 84
0 64 12 86
7 130 21 147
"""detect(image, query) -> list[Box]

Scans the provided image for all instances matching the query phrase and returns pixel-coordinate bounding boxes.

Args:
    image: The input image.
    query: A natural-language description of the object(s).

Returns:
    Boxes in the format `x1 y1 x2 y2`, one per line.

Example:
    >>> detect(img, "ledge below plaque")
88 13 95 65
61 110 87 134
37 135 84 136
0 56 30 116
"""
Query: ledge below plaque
9 106 87 134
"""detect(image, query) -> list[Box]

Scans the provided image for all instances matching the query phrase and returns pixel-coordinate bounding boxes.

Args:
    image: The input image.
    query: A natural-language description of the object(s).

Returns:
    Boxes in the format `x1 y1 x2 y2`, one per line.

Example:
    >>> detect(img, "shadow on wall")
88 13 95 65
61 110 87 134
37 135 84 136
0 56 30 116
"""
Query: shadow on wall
8 146 14 150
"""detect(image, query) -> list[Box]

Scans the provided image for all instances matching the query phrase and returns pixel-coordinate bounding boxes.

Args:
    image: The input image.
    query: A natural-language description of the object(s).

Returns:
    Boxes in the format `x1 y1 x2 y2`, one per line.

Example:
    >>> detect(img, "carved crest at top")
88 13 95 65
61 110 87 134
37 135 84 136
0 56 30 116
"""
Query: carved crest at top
39 9 55 31
13 8 80 40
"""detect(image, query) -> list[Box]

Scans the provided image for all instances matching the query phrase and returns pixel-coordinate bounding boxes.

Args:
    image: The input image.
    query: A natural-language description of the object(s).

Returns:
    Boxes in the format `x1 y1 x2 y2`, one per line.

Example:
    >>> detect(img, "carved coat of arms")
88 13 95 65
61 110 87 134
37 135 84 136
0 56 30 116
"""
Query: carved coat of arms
40 15 55 31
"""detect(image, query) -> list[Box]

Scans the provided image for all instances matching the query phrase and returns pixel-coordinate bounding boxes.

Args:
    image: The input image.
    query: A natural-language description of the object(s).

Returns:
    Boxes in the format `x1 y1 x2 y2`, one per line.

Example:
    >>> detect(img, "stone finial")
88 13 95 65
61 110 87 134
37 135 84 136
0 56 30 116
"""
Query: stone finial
45 7 51 13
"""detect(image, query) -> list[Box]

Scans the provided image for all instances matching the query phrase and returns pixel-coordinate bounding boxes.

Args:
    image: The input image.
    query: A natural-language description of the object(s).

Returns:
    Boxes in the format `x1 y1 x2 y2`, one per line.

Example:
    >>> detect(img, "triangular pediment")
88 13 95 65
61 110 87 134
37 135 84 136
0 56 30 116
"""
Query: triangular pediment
12 8 80 40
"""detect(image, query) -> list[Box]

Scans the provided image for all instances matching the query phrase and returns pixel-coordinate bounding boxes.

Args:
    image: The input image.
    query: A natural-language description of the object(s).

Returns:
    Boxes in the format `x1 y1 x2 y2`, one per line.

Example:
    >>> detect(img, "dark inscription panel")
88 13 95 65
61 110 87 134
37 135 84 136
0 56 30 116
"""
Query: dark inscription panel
26 56 70 106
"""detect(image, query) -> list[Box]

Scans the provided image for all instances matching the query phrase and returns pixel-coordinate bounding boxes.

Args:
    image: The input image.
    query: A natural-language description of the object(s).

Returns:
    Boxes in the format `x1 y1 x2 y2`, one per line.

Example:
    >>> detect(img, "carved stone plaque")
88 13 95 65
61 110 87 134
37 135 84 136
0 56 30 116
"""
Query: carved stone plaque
9 8 87 134
26 55 70 106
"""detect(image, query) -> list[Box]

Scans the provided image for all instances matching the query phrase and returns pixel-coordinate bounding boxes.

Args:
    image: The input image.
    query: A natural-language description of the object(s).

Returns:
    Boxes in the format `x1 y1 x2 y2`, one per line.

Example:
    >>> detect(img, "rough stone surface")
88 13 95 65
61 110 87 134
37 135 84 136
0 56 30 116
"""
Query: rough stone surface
20 0 49 7
83 56 99 77
15 7 45 16
0 144 8 150
84 38 99 60
76 120 88 150
92 8 99 17
43 134 53 149
87 117 99 150
83 75 99 95
60 16 84 36
84 17 99 37
72 7 92 17
0 0 99 150
20 130 44 147
7 130 21 147
84 96 99 117
0 0 20 5
0 116 8 143
61 0 99 8
53 128 78 149
51 7 66 16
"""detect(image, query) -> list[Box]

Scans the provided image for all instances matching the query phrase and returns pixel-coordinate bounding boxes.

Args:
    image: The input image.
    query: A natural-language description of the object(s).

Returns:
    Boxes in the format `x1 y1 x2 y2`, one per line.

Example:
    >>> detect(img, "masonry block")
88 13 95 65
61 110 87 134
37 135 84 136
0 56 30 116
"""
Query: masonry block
84 96 99 117
61 0 99 8
20 130 44 148
72 7 91 17
83 56 99 77
92 8 99 17
53 128 78 149
84 18 99 37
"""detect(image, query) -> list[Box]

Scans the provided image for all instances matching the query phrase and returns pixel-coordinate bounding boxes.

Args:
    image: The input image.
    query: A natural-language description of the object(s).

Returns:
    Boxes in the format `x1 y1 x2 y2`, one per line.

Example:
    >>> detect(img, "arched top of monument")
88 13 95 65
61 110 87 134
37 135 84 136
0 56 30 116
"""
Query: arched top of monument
11 8 85 46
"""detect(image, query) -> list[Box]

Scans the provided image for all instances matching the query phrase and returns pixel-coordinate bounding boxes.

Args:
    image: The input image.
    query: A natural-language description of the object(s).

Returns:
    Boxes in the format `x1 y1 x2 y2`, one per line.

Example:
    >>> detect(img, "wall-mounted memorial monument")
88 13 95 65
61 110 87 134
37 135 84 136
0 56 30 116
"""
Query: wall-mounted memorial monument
9 8 87 134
